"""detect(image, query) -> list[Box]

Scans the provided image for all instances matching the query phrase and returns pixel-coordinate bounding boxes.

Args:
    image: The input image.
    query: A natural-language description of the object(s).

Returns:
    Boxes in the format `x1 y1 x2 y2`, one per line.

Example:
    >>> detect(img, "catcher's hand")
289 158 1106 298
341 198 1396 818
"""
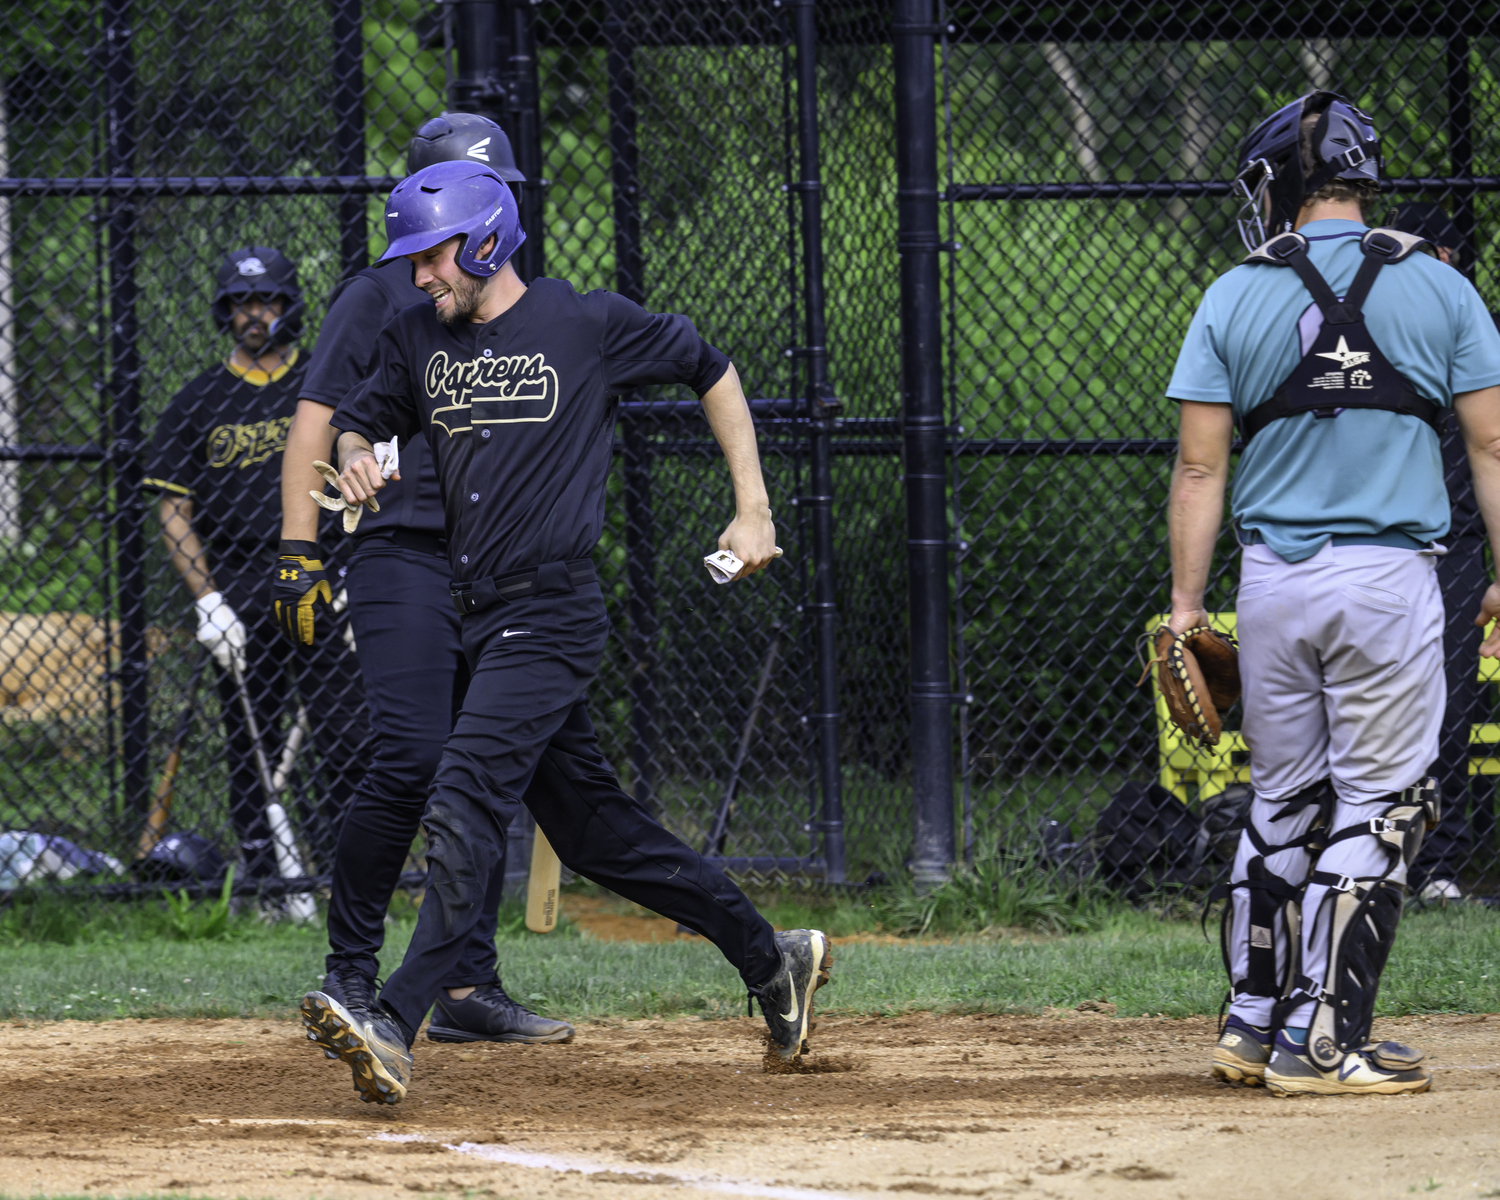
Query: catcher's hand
1137 624 1241 747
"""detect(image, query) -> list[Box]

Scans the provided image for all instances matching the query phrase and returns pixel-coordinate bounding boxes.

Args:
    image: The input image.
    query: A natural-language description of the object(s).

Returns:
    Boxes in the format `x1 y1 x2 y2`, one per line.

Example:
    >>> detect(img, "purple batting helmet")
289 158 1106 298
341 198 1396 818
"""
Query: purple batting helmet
378 161 526 278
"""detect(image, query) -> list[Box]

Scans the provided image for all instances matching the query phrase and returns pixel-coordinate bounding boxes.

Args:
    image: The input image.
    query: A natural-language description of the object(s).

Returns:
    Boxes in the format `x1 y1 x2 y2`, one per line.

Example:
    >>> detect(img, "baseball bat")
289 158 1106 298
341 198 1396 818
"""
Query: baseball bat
138 647 208 860
703 624 783 856
525 825 561 934
229 660 317 922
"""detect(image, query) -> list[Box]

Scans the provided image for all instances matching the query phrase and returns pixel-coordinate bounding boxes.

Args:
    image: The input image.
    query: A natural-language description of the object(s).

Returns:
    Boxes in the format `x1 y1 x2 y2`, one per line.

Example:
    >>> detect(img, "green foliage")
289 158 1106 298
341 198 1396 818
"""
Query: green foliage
0 890 89 946
159 868 235 942
4 899 1498 1023
872 844 1118 937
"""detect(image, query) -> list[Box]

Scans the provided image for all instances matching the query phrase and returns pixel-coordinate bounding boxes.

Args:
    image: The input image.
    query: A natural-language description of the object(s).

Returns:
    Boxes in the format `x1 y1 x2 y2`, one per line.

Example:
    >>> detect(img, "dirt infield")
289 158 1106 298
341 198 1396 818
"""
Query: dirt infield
2 1011 1497 1200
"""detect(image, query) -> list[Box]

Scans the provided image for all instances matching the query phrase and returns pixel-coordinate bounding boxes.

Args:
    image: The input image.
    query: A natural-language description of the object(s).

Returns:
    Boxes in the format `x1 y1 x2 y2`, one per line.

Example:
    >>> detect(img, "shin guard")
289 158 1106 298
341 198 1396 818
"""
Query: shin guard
1301 779 1438 1070
1211 780 1332 1013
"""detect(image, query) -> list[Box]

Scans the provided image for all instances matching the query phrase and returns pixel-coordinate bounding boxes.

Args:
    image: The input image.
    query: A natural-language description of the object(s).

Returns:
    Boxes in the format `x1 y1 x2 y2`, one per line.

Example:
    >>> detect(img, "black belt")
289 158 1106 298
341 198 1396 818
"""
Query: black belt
354 529 448 557
450 558 596 616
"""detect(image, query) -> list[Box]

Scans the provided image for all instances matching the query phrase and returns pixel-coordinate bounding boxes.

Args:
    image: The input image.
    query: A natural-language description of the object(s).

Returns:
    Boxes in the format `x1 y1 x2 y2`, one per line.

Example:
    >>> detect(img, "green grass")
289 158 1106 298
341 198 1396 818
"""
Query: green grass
3 891 1498 1024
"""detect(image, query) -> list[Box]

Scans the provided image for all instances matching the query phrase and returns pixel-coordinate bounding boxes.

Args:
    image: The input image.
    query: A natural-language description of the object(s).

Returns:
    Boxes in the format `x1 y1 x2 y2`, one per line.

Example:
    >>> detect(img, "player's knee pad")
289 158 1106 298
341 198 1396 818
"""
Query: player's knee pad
1297 778 1438 1069
1210 779 1333 1003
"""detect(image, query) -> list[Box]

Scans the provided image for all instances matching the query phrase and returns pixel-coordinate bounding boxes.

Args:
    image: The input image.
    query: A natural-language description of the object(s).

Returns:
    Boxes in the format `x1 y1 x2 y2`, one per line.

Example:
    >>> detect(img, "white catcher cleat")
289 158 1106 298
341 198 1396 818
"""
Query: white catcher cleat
1264 1031 1430 1097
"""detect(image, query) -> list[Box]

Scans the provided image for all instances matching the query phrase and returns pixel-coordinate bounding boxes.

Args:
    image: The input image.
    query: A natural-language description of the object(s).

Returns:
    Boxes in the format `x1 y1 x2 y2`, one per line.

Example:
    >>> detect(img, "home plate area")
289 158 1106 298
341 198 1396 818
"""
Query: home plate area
1 1013 1496 1200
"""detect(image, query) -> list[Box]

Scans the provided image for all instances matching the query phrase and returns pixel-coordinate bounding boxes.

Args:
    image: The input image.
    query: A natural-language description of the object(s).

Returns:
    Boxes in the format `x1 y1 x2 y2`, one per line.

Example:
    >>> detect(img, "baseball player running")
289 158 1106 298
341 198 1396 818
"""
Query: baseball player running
1167 92 1500 1096
146 247 368 885
298 161 831 1105
278 114 571 1046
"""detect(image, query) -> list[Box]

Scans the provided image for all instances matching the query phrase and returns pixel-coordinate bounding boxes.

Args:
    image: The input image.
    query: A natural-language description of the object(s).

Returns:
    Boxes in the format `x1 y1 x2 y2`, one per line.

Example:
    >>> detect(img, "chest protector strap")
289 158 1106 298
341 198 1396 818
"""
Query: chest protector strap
1238 229 1443 444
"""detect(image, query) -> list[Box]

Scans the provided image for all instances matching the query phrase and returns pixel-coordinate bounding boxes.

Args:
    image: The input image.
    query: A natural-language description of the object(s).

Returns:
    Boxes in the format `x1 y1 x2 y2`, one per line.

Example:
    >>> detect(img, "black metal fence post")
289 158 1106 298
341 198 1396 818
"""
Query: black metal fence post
451 1 505 121
1446 32 1474 280
331 0 367 276
787 0 845 882
893 0 954 886
103 0 150 819
607 6 660 817
506 0 545 283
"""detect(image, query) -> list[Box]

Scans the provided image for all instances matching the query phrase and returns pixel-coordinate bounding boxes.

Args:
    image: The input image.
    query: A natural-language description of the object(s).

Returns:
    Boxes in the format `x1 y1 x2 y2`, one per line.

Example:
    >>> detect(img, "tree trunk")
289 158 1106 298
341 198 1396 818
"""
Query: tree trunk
1041 42 1104 182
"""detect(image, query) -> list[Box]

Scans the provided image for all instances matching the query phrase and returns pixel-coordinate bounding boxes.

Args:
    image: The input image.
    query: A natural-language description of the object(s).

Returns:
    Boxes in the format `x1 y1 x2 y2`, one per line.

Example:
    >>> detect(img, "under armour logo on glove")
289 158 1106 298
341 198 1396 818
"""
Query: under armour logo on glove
309 437 399 534
272 541 333 647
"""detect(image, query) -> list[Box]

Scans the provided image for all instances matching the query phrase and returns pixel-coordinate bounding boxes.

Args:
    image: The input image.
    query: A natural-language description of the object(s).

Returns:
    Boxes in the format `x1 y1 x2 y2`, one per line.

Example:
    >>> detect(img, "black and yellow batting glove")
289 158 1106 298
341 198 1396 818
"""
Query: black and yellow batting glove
272 540 334 647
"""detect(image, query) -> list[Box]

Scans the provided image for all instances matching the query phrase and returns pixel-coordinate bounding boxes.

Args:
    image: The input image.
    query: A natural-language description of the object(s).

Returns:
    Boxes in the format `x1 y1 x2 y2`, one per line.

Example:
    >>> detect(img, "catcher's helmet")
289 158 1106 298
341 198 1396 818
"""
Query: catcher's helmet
211 246 303 344
407 112 525 182
1387 201 1463 257
378 160 525 278
1233 91 1382 251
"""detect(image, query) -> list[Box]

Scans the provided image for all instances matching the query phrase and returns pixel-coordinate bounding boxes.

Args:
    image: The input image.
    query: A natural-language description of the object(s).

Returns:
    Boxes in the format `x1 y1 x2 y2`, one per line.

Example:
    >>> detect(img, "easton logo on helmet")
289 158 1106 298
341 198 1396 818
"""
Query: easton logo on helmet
237 257 267 276
466 137 492 161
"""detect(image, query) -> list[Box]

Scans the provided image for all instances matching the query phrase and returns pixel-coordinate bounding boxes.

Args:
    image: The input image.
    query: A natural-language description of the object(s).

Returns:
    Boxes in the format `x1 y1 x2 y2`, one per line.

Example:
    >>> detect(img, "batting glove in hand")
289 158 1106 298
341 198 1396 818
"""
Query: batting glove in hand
273 540 333 647
195 591 248 673
308 437 398 534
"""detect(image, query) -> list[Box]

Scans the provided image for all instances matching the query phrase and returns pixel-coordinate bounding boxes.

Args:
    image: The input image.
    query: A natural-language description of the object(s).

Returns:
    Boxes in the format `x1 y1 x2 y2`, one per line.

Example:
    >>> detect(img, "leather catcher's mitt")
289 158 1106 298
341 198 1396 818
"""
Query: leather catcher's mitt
1138 625 1241 748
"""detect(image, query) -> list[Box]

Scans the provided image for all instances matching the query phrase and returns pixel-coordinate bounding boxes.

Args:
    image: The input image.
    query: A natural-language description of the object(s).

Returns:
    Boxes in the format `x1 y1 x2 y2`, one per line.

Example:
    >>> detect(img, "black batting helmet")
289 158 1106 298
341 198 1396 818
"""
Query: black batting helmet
211 246 303 344
135 832 227 884
1387 201 1463 258
406 112 525 181
1233 92 1382 251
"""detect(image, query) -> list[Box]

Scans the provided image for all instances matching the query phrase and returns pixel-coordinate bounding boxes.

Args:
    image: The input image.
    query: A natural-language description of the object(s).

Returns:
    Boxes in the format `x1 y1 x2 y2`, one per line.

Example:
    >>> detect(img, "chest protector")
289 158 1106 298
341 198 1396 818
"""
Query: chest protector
1240 228 1442 443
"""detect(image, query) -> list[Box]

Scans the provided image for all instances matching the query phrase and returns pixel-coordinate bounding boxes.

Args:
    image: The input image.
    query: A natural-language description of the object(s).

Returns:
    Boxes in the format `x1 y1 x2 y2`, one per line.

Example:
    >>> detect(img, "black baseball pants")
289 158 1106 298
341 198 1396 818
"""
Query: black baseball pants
379 575 780 1038
326 540 509 987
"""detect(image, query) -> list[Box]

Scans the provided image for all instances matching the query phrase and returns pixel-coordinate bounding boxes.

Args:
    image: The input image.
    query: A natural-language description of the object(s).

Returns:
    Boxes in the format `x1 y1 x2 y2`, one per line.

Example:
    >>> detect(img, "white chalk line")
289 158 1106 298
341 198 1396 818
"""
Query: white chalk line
375 1133 875 1200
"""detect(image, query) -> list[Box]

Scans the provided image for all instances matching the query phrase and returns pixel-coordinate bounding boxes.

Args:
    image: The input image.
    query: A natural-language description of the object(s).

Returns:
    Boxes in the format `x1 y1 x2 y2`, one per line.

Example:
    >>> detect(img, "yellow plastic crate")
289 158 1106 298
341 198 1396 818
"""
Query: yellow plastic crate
1148 615 1500 786
1145 613 1250 802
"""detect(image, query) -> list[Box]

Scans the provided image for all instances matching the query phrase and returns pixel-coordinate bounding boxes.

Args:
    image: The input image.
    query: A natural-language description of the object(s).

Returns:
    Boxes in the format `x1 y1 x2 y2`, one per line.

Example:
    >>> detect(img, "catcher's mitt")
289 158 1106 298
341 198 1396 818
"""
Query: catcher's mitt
1137 624 1241 747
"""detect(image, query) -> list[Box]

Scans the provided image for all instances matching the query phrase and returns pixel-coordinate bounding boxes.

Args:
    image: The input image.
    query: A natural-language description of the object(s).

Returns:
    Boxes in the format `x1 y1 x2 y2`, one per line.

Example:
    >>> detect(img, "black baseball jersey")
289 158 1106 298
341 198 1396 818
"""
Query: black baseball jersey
146 350 333 554
333 277 730 582
300 260 447 539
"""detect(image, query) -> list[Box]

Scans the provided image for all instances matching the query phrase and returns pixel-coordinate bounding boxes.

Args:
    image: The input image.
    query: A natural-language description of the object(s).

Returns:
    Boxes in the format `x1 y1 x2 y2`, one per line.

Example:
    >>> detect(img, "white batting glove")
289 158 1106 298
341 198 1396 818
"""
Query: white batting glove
373 436 400 480
195 591 247 674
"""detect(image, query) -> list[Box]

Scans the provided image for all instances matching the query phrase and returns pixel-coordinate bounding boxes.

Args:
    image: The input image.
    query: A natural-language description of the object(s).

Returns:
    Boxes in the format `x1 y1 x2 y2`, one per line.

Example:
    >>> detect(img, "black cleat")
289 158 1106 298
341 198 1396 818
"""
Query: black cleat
310 964 380 1059
300 991 413 1105
757 929 832 1068
427 981 575 1044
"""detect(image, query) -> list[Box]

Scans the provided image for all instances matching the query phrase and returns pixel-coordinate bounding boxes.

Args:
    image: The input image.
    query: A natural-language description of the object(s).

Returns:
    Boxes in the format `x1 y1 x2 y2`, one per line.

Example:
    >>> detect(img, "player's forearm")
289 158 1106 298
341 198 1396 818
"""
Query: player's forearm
281 400 340 542
1456 386 1500 570
699 364 770 517
1168 469 1226 611
159 500 216 599
334 429 386 506
1167 401 1234 618
336 429 376 470
1469 449 1500 570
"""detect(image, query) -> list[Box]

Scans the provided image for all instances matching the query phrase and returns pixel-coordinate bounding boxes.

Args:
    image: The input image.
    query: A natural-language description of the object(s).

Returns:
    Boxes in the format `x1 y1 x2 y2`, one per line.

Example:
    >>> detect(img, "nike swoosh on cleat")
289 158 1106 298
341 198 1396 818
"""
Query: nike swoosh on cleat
1338 1060 1363 1081
780 989 798 1024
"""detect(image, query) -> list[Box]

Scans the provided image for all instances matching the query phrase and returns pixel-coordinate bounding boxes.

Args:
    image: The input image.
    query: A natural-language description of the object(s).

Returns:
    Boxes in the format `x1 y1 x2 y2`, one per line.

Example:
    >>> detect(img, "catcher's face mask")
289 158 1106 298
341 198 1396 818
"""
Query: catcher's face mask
1234 157 1276 252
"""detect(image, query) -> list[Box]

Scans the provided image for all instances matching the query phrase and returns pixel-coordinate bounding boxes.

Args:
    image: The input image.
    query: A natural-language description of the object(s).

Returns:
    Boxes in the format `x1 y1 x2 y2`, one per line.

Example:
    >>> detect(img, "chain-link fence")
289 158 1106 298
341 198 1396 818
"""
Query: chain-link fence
2 0 1497 910
925 2 1500 896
